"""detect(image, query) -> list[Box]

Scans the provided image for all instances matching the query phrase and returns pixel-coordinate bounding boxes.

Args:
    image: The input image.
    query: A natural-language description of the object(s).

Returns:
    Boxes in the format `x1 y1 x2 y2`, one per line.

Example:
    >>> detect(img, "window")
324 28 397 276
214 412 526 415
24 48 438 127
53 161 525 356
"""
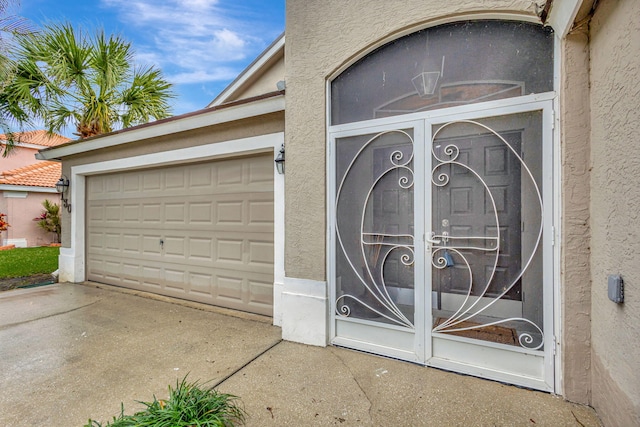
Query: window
331 20 554 125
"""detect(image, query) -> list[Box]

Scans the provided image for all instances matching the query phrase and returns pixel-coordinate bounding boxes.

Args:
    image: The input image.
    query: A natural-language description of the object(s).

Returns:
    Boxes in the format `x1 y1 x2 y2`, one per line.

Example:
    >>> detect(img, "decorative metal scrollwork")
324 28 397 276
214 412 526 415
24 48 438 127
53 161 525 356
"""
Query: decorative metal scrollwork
430 120 544 350
335 130 415 328
333 121 545 351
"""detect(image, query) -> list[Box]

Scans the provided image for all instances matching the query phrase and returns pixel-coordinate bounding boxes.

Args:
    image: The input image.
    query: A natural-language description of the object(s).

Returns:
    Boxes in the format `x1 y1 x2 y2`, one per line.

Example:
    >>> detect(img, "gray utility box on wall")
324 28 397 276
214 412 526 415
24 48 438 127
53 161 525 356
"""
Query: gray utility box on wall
607 274 624 304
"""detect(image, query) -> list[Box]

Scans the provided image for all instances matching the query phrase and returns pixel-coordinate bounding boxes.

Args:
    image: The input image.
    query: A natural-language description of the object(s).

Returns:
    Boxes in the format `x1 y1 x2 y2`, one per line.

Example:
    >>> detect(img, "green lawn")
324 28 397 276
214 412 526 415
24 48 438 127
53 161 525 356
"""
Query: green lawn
0 246 60 279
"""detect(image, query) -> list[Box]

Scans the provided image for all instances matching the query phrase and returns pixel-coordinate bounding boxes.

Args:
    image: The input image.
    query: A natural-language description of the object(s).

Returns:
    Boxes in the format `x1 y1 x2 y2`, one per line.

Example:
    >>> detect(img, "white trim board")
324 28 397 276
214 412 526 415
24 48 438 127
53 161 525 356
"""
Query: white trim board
547 0 583 38
281 277 329 346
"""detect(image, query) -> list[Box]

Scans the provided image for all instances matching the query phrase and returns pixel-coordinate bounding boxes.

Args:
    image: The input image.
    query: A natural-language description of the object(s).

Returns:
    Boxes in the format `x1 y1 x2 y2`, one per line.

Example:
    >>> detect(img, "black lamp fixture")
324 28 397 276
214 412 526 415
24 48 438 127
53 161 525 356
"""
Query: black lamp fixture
275 144 285 175
55 176 71 213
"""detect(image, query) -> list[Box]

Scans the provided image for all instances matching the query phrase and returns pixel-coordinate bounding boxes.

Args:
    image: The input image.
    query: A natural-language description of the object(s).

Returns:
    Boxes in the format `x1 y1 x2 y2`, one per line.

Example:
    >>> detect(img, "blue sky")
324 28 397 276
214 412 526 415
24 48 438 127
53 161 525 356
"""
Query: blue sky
19 0 285 117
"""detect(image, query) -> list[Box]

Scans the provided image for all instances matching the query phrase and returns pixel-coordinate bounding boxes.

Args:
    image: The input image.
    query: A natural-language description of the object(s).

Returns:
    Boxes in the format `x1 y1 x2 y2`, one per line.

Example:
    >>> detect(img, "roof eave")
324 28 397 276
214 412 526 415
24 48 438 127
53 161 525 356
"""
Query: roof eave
0 184 57 193
37 92 285 161
208 33 285 108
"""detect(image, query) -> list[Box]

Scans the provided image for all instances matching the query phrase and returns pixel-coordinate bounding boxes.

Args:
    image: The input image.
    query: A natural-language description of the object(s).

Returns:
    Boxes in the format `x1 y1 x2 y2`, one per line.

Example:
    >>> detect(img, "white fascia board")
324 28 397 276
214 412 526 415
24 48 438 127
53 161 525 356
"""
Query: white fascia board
547 0 583 37
208 34 285 107
0 185 57 193
37 95 285 160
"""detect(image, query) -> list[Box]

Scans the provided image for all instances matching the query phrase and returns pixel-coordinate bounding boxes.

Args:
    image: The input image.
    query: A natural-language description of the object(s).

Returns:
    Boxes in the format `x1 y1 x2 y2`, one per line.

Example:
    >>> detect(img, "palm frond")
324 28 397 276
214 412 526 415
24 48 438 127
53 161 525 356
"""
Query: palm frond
120 65 174 128
1 21 174 139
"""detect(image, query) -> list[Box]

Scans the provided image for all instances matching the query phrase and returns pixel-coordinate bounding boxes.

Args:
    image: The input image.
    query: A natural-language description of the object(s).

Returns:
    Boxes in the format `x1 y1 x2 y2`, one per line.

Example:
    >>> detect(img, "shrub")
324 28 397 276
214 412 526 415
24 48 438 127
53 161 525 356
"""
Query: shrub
0 212 9 232
33 199 60 243
85 377 246 427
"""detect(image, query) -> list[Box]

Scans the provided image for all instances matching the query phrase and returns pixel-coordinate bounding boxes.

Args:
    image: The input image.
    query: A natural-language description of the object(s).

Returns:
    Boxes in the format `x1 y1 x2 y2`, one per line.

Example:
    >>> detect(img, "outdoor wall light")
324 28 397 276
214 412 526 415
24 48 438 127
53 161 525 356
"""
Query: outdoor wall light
412 56 445 98
275 144 285 175
56 176 71 213
412 71 440 97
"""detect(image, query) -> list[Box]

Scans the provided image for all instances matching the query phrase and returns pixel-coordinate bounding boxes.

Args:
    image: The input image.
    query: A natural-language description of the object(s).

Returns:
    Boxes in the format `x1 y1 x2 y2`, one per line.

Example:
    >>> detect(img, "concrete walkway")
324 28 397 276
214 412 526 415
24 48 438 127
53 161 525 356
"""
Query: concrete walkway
0 283 601 426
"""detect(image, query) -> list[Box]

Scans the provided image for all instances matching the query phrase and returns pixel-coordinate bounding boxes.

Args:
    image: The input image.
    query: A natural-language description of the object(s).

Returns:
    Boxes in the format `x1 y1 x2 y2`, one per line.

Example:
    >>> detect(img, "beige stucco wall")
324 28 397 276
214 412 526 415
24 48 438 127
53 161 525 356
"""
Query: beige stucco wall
588 0 640 424
559 30 592 404
228 54 284 102
284 0 541 282
58 111 284 248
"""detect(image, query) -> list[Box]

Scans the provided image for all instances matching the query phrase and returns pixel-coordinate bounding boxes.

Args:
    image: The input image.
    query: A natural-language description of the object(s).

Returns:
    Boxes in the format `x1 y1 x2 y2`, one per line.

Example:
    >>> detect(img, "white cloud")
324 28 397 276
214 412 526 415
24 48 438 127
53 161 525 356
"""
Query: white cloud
168 68 239 85
212 28 246 53
100 0 280 89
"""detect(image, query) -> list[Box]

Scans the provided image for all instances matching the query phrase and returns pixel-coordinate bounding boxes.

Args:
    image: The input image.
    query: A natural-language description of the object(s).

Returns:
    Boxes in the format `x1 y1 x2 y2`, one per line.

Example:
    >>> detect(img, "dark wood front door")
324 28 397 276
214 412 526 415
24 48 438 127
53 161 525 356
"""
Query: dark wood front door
432 130 523 302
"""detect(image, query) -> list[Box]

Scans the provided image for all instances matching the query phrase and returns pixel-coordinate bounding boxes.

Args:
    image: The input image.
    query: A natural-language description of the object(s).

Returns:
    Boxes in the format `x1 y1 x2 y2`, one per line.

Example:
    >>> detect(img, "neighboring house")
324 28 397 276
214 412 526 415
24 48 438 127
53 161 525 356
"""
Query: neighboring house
37 1 639 425
0 131 69 247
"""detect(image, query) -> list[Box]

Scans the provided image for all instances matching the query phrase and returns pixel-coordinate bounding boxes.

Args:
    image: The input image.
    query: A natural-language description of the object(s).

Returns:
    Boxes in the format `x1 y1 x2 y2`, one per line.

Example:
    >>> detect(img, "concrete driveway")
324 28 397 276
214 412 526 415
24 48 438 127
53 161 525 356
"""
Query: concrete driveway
0 283 601 426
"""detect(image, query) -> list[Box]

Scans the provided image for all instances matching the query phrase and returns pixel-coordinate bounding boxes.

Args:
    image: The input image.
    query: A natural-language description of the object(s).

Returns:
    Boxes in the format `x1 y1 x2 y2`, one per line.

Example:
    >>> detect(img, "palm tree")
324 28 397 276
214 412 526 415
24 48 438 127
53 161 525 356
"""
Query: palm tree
0 0 34 155
3 22 174 139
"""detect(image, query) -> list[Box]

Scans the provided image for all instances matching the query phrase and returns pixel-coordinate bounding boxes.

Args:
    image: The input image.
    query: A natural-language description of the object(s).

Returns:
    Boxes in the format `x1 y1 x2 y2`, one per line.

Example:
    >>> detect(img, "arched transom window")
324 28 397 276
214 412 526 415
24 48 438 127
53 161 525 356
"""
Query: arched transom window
331 20 554 125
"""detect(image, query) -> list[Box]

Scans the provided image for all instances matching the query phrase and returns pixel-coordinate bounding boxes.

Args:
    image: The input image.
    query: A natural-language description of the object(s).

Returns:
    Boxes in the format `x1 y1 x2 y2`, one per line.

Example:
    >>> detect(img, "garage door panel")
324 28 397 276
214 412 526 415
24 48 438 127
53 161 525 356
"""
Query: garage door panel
216 162 243 185
248 200 274 225
142 234 163 255
248 240 275 267
142 203 162 223
216 238 243 264
216 201 244 225
88 231 273 269
248 157 274 184
217 275 244 301
188 237 213 260
89 199 273 232
188 272 214 296
188 202 214 224
142 266 162 288
104 175 122 193
164 236 186 259
87 154 274 315
105 205 122 222
104 233 121 253
123 173 141 192
122 234 141 253
142 171 163 191
164 169 186 189
164 268 187 291
165 203 186 224
248 278 274 306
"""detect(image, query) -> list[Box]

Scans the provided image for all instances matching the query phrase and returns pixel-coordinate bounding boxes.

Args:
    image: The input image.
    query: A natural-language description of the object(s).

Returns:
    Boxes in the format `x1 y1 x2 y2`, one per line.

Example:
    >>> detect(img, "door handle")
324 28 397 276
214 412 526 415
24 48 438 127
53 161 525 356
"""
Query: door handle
426 232 440 245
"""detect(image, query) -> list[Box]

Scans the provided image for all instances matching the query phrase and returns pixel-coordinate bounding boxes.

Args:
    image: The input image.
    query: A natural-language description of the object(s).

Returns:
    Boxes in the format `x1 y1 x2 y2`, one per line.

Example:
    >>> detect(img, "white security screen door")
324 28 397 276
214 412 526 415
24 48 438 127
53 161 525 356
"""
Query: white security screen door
426 104 554 391
330 120 425 363
330 100 554 391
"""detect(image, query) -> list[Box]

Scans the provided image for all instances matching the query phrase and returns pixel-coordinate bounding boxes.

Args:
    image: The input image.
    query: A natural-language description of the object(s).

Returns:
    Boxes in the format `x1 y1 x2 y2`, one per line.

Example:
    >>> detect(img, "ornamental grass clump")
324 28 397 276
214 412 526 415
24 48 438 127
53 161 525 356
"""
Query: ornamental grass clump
85 377 246 427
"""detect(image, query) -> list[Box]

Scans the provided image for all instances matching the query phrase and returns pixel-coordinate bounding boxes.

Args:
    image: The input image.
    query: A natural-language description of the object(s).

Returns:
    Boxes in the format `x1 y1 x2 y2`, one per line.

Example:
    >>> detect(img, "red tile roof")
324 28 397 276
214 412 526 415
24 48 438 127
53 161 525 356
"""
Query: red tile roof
0 130 70 148
0 161 61 188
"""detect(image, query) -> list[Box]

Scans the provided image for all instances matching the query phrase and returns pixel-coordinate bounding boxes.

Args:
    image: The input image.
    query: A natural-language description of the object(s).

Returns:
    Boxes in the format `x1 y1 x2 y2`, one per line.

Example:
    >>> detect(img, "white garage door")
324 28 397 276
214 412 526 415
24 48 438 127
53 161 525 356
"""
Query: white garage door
86 154 274 316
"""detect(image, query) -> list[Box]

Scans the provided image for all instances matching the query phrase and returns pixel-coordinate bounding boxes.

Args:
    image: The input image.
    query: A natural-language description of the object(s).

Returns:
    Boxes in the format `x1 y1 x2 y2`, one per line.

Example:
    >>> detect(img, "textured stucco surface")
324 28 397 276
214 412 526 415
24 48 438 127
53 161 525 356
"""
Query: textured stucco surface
59 112 284 247
284 0 539 280
230 54 285 102
588 0 640 424
559 32 592 404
